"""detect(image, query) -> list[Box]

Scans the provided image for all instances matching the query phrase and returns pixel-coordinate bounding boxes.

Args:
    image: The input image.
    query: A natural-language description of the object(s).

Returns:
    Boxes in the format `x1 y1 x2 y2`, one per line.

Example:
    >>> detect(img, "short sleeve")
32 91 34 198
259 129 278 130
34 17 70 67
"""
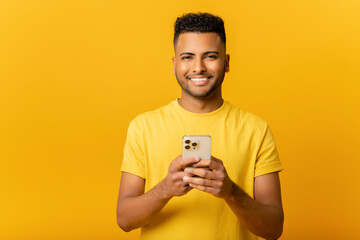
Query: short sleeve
120 119 146 179
254 124 284 177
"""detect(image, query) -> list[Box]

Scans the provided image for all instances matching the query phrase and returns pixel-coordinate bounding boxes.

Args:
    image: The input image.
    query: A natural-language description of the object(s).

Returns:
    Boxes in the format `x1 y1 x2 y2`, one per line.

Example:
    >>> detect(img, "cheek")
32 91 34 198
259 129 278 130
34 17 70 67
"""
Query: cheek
177 63 189 74
209 61 226 73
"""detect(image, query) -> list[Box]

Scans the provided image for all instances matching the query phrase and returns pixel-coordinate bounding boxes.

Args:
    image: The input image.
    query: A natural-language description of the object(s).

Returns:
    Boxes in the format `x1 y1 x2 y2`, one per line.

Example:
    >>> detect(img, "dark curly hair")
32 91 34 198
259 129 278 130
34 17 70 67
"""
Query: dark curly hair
174 12 226 46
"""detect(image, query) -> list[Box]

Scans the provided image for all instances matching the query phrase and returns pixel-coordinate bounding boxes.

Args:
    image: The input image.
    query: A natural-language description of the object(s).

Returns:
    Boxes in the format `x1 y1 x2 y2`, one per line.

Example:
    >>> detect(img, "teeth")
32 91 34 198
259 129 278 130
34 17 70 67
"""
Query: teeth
190 78 207 82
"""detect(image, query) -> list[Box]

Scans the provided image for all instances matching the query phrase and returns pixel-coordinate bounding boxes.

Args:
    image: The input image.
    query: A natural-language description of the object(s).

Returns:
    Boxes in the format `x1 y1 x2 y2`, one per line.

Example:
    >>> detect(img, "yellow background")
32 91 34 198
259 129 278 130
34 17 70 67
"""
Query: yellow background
1 0 359 239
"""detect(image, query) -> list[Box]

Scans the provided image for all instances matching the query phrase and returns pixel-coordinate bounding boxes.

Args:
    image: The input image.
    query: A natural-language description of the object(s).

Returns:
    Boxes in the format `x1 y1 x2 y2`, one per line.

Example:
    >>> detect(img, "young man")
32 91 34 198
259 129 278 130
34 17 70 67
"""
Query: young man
117 13 284 240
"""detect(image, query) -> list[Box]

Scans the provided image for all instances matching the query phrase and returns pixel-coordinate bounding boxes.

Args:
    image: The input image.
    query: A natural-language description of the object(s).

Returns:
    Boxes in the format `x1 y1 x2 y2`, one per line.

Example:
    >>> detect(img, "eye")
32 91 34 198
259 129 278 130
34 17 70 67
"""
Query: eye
181 56 192 60
207 55 217 59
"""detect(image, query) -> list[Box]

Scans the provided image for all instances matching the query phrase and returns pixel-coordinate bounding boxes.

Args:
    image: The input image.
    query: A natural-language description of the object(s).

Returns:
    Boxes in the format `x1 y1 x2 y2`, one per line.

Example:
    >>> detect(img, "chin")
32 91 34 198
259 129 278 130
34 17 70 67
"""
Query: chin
187 89 216 98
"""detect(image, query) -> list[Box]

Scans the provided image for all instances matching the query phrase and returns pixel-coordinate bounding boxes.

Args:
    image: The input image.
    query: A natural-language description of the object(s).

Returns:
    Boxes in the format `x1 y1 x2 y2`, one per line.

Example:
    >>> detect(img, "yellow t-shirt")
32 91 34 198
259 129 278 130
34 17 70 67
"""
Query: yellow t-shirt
120 100 283 240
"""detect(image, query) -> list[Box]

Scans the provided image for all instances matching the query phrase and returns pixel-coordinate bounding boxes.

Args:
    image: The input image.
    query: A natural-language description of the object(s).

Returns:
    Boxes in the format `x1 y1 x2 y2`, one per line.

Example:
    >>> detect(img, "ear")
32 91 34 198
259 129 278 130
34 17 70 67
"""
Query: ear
225 54 230 73
172 56 176 74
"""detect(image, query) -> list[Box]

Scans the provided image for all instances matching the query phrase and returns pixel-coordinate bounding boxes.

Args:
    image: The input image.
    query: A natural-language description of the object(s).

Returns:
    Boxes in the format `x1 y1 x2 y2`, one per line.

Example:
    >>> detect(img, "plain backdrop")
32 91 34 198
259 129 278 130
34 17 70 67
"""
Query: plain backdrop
1 0 359 239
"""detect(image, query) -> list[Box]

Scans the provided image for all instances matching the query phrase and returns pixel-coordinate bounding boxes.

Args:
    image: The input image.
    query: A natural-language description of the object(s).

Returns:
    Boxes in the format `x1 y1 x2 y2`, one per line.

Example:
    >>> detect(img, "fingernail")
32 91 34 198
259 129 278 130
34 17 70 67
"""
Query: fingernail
183 176 189 182
195 156 200 161
184 168 190 173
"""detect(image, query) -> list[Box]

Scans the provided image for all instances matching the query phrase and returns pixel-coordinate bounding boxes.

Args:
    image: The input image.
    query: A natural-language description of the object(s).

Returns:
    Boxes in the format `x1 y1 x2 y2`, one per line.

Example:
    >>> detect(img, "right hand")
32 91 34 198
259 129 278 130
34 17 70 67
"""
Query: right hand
159 155 200 198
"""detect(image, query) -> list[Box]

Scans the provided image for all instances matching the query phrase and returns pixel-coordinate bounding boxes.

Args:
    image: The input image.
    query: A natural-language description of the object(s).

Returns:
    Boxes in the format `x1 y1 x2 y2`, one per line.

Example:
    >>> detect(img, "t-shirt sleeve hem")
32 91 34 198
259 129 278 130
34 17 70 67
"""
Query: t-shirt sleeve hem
254 162 284 178
120 165 146 179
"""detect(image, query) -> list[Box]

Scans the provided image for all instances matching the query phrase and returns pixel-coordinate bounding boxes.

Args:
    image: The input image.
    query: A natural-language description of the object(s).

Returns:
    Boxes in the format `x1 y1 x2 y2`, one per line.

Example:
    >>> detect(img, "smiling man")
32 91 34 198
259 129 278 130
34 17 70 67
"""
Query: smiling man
117 13 284 240
174 32 228 99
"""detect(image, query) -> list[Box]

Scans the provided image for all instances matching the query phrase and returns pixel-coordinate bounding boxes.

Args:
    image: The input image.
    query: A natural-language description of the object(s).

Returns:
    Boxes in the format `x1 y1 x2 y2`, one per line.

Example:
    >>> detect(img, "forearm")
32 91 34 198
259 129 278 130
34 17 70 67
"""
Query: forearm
225 182 284 240
117 182 171 232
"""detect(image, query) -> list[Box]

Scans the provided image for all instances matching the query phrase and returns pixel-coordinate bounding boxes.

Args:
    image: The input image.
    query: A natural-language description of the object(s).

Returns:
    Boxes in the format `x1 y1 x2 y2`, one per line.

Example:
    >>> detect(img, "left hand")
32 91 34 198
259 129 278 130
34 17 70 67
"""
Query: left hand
182 156 233 199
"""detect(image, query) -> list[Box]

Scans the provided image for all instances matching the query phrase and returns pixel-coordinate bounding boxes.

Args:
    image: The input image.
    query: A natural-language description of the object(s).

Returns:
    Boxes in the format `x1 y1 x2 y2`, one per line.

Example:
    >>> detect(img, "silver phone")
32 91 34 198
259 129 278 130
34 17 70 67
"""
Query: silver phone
182 135 211 160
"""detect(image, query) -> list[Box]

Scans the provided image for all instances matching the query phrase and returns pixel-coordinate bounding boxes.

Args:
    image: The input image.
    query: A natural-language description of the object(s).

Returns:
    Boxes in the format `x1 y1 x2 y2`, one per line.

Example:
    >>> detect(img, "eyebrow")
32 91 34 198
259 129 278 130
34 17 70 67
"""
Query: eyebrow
179 52 195 56
179 51 219 56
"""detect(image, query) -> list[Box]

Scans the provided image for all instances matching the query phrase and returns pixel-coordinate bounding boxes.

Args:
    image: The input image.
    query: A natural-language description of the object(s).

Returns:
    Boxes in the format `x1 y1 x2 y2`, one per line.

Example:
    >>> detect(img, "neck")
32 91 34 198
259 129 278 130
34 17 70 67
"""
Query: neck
178 89 223 114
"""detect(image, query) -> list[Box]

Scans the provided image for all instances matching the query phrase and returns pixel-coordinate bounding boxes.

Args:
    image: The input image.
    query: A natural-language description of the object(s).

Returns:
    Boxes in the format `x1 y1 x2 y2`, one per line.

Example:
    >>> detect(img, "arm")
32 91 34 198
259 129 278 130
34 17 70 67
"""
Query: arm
225 173 284 240
116 172 169 232
116 156 200 232
183 156 284 240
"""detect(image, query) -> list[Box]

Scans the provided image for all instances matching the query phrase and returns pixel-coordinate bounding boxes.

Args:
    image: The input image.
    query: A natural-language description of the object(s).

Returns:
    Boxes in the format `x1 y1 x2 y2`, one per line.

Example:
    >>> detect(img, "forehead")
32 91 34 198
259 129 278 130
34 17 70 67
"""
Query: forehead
175 32 224 54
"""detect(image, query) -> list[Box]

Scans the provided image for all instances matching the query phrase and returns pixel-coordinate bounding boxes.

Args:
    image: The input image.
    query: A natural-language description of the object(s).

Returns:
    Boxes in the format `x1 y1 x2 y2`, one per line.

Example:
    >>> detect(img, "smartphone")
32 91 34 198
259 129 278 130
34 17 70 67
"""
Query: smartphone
182 135 211 160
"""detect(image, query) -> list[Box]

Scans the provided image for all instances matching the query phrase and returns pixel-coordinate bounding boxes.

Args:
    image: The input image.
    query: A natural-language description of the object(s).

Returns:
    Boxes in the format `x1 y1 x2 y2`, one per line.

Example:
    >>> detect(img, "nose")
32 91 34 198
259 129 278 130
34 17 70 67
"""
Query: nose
192 58 206 73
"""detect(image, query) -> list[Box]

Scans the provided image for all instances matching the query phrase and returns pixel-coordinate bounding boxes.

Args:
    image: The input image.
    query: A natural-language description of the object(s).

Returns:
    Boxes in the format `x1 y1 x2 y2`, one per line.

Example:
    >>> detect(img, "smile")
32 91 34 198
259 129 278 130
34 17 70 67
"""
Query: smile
187 76 211 86
189 78 208 82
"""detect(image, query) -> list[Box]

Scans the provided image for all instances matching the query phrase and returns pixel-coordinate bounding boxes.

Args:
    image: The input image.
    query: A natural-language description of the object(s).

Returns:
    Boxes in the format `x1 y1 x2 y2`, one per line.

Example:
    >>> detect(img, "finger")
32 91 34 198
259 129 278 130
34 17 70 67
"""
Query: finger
181 183 193 190
209 156 224 170
171 171 193 183
192 158 220 170
183 176 215 187
192 159 210 168
210 155 221 161
175 155 200 170
188 183 218 195
169 156 185 172
183 167 216 179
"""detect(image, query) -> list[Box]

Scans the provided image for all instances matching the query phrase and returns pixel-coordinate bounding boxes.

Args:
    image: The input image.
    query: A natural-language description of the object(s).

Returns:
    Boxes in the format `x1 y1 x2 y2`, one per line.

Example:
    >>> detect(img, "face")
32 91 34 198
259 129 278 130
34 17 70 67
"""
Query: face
173 32 230 99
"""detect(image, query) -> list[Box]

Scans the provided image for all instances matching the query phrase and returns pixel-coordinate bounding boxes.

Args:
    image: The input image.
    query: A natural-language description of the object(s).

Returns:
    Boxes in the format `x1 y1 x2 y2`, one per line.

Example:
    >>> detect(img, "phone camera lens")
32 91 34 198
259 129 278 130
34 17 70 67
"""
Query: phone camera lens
185 145 190 149
185 139 191 144
192 142 197 147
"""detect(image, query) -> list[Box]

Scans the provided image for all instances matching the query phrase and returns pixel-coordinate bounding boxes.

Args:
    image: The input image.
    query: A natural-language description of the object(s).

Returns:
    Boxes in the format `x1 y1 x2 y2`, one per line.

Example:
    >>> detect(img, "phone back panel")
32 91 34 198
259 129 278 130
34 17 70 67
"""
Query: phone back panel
182 135 211 160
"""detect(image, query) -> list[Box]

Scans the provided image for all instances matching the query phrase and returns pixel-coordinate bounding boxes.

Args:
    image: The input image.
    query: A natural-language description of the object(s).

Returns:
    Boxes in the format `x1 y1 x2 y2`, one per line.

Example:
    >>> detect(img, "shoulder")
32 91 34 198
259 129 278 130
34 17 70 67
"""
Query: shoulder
225 101 268 131
128 101 175 128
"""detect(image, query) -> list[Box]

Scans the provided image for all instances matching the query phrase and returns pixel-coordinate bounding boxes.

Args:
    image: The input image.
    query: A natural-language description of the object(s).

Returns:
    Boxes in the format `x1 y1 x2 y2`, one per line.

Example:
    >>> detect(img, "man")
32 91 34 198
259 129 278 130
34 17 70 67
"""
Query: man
117 13 284 240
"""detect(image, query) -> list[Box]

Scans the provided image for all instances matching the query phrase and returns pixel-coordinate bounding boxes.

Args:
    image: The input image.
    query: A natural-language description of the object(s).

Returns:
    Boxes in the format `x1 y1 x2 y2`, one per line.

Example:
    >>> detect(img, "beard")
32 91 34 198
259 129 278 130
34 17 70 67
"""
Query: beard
175 68 226 98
